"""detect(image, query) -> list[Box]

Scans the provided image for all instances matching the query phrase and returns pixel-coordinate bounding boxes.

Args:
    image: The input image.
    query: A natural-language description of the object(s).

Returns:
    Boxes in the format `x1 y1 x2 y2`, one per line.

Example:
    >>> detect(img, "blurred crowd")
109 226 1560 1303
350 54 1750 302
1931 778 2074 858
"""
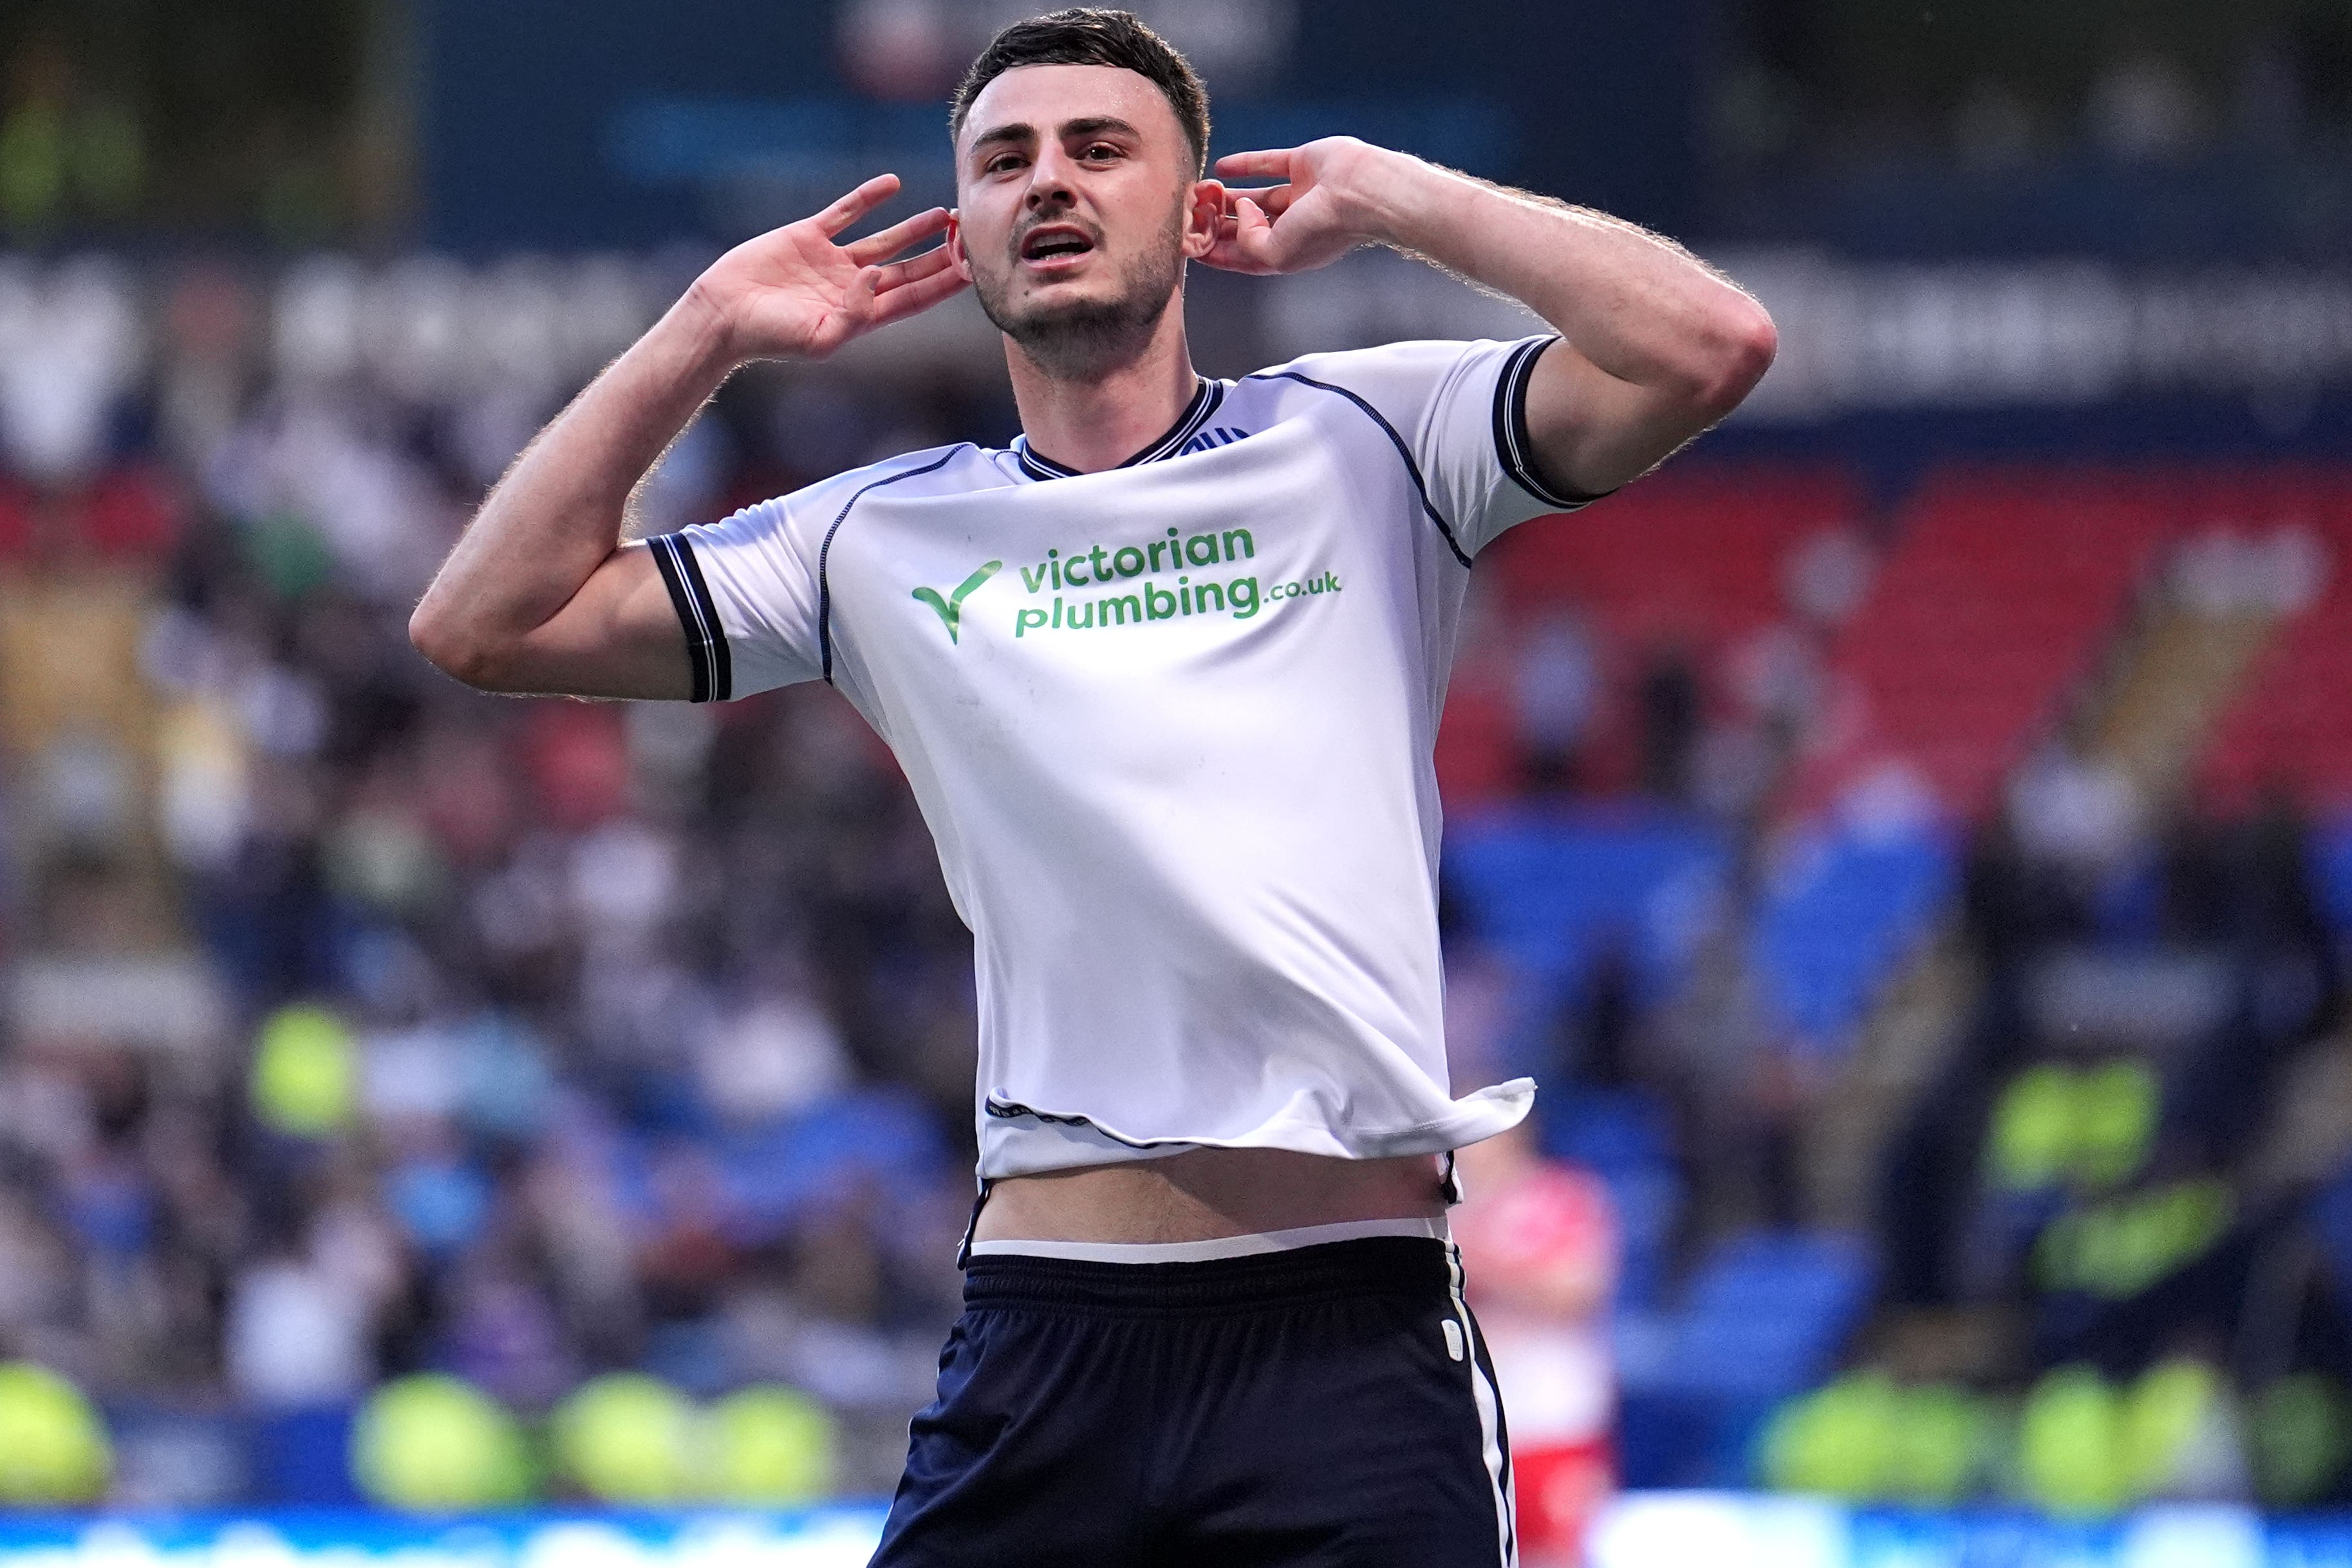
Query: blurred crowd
0 248 2349 1518
0 256 1025 1502
1717 3 2352 171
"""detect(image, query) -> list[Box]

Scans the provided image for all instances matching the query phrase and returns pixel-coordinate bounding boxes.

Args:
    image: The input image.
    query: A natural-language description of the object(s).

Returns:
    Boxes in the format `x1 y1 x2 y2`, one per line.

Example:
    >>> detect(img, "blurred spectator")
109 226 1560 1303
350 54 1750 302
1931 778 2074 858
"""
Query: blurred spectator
1637 648 1702 803
1513 613 1599 790
225 1246 375 1408
2007 731 2145 916
1455 1122 1618 1567
2088 49 2208 161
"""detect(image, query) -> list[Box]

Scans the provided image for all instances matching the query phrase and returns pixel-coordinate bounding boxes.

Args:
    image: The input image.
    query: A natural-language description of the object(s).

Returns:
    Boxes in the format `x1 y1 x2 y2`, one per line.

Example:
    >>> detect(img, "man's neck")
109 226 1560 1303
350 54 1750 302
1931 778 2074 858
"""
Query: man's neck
1005 308 1200 474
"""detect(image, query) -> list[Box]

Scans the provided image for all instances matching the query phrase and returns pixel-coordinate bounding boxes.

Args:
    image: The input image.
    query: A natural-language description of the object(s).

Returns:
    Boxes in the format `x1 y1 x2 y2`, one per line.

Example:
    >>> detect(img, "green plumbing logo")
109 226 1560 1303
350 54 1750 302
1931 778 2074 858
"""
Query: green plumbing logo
910 561 1002 644
913 525 1341 647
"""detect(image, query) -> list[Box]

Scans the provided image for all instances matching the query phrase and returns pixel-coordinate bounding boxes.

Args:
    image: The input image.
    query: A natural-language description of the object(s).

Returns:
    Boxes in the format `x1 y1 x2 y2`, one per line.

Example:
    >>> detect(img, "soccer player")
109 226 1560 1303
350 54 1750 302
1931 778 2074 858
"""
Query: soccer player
409 10 1775 1563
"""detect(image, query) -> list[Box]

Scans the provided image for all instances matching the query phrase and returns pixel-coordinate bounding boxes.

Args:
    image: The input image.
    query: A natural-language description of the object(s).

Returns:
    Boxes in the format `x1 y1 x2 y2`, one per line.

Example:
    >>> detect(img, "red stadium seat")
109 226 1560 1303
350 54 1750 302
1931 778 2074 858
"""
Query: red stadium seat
2196 472 2352 812
1782 466 2184 823
1441 464 1866 805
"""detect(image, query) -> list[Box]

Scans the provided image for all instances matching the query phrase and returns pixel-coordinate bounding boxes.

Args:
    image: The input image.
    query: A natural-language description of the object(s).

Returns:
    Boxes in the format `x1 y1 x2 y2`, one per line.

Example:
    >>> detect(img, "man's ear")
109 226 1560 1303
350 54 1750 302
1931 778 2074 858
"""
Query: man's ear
1182 180 1224 259
944 210 973 281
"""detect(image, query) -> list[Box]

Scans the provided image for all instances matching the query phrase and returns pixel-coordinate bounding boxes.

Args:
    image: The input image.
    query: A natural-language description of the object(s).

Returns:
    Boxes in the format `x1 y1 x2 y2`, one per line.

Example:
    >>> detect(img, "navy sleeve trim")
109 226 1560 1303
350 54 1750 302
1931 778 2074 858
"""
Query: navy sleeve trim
1244 368 1473 569
649 532 731 703
1493 335 1612 511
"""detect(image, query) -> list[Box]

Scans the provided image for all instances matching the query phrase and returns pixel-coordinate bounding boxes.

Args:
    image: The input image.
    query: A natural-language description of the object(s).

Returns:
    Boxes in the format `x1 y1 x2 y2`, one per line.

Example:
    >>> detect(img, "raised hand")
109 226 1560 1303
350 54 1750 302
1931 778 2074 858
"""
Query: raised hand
1202 137 1391 277
690 174 969 362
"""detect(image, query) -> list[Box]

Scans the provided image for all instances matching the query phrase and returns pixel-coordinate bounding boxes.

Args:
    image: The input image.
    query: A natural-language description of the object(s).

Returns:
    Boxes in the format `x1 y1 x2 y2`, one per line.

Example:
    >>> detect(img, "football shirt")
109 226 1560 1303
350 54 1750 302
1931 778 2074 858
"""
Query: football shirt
647 334 1595 1179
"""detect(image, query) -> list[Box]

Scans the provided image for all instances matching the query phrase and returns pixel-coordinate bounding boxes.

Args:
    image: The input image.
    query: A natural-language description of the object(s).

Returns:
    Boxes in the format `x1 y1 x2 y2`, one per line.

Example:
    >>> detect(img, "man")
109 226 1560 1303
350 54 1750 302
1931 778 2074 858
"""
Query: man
410 10 1773 1563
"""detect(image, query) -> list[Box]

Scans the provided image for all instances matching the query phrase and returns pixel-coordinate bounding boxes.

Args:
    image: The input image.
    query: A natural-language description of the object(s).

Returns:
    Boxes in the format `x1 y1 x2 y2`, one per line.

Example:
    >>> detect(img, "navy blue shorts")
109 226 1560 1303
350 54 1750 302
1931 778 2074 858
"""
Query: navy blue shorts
870 1236 1517 1567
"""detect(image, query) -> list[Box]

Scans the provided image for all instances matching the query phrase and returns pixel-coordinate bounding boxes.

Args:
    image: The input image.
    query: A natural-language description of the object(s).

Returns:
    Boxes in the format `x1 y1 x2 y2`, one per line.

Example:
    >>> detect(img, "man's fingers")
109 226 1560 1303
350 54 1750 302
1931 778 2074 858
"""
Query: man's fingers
1195 240 1255 274
1214 148 1295 179
868 244 958 294
814 173 902 237
1221 183 1291 216
867 265 971 325
1198 198 1283 275
1197 240 1280 276
846 206 951 264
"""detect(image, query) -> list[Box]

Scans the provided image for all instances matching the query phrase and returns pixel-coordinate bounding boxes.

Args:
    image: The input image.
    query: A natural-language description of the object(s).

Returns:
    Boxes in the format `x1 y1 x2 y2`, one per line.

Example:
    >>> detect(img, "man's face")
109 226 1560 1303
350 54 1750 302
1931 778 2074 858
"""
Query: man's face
949 64 1213 377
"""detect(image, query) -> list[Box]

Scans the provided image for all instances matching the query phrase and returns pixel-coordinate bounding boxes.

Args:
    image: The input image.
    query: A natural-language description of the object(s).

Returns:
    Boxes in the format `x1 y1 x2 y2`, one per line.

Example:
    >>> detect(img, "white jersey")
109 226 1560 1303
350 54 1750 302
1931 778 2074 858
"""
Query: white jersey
648 335 1596 1179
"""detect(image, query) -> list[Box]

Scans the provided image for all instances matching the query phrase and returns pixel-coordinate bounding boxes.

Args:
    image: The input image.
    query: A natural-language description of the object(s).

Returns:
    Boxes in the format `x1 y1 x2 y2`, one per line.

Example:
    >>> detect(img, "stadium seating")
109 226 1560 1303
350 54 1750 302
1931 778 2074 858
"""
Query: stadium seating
1618 1229 1876 1486
1541 1089 1681 1309
2195 471 2352 815
1437 463 1865 802
1786 468 2181 822
1442 804 1730 1011
2312 1164 2352 1306
2317 826 2352 935
1480 464 1866 648
1750 823 1957 1047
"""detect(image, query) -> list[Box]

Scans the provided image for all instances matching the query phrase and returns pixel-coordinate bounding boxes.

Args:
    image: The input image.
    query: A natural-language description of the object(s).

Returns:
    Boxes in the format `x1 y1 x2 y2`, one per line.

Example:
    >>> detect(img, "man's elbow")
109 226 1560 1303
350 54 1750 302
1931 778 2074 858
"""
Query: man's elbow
409 604 516 692
1695 303 1777 418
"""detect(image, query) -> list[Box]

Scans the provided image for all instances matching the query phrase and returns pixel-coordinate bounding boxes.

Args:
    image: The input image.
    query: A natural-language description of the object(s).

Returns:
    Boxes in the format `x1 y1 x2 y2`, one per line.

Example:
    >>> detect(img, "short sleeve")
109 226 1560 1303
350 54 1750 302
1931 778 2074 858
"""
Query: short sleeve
645 496 823 702
1289 335 1608 558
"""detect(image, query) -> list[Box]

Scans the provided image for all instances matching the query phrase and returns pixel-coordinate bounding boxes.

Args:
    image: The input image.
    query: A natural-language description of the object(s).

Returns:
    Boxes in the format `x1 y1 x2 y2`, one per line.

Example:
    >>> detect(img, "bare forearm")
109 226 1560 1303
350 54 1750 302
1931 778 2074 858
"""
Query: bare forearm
404 174 961 699
409 288 736 675
1356 152 1770 408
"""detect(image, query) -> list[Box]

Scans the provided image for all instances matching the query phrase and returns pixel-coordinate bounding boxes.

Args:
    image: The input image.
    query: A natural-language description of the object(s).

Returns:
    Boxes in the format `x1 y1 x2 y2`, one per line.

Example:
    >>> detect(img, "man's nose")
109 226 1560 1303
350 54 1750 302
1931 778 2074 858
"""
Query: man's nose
1025 145 1078 207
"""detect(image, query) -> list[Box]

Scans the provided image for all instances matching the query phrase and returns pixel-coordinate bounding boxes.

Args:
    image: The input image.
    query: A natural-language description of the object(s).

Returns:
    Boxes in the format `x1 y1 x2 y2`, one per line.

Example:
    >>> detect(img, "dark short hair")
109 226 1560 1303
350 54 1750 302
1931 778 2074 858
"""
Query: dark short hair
949 9 1211 175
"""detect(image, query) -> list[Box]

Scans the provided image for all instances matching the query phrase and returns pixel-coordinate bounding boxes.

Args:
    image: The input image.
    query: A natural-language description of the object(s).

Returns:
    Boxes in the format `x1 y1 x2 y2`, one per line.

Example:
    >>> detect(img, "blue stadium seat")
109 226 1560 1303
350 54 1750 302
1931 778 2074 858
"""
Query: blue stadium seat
718 1088 951 1238
1751 825 1955 1047
1444 805 1730 1018
1542 1090 1680 1308
2312 821 2352 934
1618 1229 1877 1486
1540 1090 1665 1167
2311 1161 2352 1298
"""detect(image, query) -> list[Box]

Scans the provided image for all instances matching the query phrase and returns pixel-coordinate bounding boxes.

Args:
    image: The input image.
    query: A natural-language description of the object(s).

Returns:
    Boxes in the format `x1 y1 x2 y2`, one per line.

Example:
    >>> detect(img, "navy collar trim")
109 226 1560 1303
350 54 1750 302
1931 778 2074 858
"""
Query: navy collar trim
1013 378 1222 481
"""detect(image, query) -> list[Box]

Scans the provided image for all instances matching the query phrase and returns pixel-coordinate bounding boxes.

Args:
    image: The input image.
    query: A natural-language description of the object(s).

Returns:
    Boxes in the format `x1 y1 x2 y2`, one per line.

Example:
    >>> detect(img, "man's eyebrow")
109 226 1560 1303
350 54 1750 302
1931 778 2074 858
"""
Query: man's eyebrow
967 115 1144 160
968 122 1036 158
1057 116 1141 143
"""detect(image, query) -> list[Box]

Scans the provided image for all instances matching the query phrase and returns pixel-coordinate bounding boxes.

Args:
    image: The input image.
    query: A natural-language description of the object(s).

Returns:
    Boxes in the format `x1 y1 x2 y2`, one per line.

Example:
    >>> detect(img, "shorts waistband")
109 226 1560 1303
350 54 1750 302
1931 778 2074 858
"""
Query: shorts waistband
960 1233 1454 1315
969 1215 1448 1265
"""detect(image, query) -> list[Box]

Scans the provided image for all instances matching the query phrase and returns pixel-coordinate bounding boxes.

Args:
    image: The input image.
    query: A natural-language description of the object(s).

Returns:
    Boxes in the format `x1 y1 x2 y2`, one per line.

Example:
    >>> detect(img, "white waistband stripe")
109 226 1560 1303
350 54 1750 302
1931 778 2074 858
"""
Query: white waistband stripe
967 1215 1448 1265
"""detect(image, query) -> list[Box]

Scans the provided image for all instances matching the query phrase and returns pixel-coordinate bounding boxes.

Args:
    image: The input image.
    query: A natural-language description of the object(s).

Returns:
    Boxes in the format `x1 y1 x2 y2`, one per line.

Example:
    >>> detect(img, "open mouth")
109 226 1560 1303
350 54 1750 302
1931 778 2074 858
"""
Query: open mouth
1019 225 1096 266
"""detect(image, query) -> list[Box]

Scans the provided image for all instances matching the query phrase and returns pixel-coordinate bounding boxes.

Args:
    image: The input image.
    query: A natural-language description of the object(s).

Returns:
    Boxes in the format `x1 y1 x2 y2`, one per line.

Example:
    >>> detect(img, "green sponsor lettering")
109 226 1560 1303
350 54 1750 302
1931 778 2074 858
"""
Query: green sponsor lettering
1101 594 1142 626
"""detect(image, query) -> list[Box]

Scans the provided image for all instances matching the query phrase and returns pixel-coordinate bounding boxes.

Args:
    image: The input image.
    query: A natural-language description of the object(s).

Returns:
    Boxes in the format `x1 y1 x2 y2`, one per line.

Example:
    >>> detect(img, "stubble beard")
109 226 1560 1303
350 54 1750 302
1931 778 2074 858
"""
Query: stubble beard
973 205 1186 382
